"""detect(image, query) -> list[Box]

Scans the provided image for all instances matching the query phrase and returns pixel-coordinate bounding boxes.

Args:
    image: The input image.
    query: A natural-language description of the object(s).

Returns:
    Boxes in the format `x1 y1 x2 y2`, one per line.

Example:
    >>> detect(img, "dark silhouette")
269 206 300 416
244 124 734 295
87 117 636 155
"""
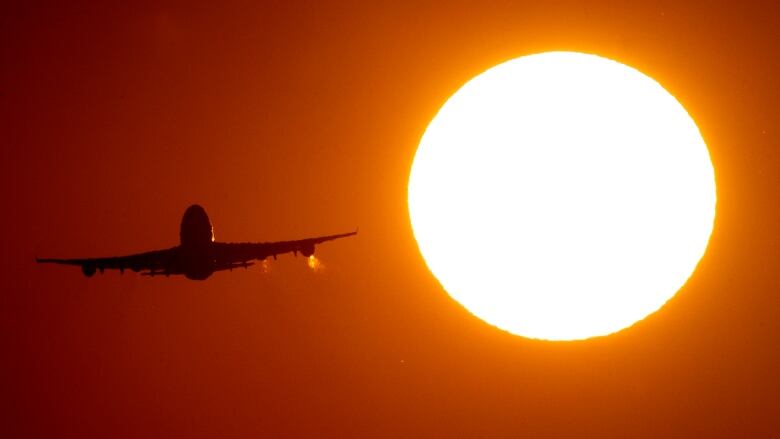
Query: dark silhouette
37 204 357 280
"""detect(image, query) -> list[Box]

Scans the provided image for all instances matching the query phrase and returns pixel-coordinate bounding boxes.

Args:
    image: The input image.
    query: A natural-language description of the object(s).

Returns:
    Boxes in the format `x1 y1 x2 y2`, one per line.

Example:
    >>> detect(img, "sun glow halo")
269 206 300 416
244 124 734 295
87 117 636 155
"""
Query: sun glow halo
408 52 716 340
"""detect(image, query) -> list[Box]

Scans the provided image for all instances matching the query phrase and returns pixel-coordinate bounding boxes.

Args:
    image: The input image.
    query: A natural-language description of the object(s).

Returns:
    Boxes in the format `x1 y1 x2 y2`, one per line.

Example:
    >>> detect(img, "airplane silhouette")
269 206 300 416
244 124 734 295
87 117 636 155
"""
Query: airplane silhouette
37 204 357 280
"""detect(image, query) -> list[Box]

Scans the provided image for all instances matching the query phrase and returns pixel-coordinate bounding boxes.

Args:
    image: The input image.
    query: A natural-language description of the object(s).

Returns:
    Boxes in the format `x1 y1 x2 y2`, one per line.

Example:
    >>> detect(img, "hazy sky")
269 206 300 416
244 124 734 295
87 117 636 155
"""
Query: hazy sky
2 1 778 437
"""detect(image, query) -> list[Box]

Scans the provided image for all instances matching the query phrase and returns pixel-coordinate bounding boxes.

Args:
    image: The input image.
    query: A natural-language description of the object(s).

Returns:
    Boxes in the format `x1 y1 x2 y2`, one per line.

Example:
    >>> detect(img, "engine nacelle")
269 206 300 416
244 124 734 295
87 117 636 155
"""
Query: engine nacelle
185 267 214 281
82 264 96 277
300 244 315 257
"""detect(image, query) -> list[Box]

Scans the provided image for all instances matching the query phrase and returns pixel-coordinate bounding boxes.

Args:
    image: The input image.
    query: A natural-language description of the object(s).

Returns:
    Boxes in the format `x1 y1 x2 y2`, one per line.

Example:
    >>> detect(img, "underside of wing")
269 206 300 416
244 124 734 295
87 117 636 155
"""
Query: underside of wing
37 247 180 277
212 230 357 265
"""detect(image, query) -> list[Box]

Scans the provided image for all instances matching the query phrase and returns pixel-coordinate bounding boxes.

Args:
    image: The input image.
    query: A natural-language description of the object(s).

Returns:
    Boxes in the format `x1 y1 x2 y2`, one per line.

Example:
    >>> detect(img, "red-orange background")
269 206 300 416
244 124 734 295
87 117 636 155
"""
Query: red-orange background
1 1 778 437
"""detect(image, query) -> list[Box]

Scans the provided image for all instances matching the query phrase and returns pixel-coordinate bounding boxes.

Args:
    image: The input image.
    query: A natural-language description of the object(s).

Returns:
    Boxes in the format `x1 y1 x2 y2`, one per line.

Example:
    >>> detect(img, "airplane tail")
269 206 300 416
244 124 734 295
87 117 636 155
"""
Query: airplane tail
180 204 214 247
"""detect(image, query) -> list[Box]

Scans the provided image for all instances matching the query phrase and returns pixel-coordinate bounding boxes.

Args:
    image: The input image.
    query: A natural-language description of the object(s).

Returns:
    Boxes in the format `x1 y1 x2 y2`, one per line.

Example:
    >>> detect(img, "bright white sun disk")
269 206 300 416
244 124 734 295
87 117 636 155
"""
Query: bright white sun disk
408 52 716 340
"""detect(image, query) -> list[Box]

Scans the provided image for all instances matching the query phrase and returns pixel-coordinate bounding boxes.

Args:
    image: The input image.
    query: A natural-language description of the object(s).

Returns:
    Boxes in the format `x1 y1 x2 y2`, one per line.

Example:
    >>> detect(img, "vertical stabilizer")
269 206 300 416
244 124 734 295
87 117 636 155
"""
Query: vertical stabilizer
180 204 214 247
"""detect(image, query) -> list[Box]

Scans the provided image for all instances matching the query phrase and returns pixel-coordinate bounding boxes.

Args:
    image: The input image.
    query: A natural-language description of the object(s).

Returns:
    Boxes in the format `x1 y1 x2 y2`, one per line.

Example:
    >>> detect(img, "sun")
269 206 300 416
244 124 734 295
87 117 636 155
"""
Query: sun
408 52 716 341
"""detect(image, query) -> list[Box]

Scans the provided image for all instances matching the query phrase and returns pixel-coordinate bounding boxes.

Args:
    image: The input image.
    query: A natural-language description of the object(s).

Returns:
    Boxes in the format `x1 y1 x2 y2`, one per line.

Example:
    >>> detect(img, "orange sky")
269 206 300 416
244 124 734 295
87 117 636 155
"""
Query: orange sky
1 1 778 437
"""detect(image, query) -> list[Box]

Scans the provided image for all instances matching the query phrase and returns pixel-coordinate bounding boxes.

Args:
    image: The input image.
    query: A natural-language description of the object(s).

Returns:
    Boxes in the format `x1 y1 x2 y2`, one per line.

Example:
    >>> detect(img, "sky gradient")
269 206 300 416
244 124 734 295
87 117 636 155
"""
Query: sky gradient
2 1 779 437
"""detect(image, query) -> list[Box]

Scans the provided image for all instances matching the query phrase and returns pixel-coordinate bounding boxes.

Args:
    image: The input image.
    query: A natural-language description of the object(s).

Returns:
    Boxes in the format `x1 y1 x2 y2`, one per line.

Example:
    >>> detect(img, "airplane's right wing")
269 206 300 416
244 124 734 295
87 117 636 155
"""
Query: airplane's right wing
211 230 357 266
36 247 180 277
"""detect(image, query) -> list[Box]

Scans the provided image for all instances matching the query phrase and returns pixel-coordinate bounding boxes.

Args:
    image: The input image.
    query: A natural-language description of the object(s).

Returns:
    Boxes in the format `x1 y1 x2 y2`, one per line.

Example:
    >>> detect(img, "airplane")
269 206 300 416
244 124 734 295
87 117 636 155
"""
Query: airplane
36 204 357 280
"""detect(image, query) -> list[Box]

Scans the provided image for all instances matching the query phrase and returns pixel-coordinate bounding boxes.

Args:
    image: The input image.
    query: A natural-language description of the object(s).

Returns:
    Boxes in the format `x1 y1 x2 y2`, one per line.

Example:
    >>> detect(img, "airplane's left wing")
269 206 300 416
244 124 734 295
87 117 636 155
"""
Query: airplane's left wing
211 230 357 266
36 247 179 277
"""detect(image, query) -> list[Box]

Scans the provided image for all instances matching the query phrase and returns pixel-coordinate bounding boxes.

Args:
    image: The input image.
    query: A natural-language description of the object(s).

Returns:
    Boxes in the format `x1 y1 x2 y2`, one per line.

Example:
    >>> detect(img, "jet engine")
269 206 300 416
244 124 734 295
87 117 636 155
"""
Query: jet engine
82 263 96 277
300 244 315 257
